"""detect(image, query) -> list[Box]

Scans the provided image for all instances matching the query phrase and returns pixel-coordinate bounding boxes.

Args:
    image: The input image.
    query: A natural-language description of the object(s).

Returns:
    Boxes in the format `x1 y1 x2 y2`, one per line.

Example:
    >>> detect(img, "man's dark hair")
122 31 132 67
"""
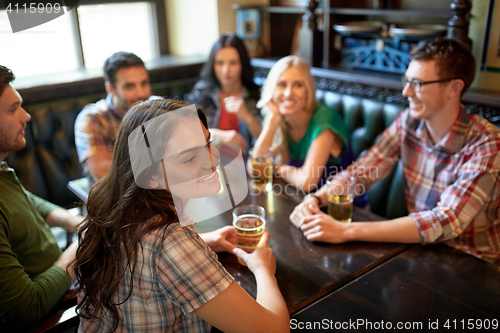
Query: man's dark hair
0 65 15 97
410 38 476 96
103 52 145 87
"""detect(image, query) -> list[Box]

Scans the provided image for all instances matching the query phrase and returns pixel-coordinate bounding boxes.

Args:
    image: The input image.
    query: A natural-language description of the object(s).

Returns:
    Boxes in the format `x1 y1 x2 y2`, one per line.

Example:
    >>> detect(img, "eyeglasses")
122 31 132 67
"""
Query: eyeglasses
401 77 456 93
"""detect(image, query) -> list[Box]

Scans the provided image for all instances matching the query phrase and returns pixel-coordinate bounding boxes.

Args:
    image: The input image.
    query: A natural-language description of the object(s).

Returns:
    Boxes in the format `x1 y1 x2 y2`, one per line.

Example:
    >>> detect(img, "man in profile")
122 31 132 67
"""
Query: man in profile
75 51 151 181
0 65 82 330
291 38 500 264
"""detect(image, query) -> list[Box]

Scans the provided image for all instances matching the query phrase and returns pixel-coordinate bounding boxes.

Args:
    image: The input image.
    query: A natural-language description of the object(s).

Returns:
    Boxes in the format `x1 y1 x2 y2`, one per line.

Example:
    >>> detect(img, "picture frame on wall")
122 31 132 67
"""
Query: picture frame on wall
236 9 261 40
485 0 500 71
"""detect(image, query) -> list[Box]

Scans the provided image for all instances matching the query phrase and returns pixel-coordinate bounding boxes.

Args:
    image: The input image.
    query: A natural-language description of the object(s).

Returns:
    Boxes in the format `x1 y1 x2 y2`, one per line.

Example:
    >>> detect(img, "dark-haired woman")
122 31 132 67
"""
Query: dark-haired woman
186 33 262 153
75 99 288 333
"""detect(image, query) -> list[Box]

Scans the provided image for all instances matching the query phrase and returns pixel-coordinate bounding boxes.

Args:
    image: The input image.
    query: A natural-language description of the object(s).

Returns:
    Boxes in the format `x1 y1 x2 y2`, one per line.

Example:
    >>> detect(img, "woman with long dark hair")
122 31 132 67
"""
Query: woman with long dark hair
74 99 288 332
186 33 262 152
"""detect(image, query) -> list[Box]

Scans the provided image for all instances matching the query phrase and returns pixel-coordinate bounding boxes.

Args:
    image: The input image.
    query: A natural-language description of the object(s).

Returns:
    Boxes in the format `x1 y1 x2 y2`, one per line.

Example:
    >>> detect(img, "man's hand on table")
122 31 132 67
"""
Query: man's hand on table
291 204 351 243
289 197 321 228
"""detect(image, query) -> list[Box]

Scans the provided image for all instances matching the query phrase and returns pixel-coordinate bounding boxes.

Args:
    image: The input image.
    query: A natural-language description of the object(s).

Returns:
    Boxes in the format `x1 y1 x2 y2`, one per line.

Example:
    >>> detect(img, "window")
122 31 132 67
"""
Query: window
0 10 79 77
0 0 167 77
78 2 158 69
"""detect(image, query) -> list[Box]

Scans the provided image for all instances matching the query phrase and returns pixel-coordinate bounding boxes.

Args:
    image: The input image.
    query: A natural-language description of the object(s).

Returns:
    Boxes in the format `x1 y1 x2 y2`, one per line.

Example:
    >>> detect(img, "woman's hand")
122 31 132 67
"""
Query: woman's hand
233 229 276 276
194 228 289 333
224 96 263 139
224 96 252 122
251 100 282 157
201 226 237 253
266 100 282 120
210 128 248 152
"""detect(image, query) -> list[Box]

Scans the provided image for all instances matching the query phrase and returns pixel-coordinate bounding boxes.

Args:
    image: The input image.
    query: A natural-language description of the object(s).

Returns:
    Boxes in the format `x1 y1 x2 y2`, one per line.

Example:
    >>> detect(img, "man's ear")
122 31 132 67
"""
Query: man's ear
105 81 115 95
450 79 465 98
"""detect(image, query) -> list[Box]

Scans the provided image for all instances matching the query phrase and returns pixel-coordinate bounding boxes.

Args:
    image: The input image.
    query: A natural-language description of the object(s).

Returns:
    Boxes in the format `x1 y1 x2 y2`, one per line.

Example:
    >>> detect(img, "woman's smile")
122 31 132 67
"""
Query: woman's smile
197 169 219 183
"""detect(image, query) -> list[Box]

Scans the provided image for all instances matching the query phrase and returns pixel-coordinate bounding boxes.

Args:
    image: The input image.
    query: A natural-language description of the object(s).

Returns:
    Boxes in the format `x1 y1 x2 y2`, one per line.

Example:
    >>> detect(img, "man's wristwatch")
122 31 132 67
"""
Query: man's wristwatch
302 193 322 206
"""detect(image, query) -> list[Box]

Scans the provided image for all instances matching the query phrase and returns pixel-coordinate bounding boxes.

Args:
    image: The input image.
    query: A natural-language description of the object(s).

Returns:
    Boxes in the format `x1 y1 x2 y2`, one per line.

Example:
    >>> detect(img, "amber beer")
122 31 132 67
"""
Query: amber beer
250 156 273 190
232 205 266 266
328 194 353 223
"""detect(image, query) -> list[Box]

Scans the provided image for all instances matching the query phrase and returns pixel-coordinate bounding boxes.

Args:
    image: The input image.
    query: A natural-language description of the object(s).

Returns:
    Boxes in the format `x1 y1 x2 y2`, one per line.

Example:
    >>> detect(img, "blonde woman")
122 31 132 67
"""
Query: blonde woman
252 56 353 193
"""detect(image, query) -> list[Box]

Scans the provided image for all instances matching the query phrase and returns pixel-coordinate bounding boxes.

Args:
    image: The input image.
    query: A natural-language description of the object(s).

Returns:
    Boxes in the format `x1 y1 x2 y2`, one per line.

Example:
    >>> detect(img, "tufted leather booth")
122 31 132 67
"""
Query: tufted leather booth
316 90 409 219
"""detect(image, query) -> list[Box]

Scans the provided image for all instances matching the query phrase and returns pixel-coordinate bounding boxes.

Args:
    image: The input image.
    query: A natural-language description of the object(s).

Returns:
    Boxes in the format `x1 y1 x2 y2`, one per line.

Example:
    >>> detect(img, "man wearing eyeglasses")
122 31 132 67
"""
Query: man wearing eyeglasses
290 38 500 264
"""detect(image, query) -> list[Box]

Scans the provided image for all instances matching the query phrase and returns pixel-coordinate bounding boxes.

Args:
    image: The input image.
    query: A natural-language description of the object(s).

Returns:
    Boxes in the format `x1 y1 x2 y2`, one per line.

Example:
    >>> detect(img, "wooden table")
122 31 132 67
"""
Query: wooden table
291 243 500 332
58 177 500 332
195 180 409 315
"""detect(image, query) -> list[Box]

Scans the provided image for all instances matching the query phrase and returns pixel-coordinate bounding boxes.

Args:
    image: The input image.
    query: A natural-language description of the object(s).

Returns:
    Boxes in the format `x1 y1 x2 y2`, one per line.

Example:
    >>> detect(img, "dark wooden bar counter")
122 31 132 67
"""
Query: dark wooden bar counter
291 243 500 332
195 180 409 315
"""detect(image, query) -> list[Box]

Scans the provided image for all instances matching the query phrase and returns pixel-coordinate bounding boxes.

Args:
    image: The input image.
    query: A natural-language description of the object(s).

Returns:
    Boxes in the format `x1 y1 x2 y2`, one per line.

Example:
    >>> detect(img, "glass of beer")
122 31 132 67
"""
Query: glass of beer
248 147 273 193
327 175 355 223
232 205 266 266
